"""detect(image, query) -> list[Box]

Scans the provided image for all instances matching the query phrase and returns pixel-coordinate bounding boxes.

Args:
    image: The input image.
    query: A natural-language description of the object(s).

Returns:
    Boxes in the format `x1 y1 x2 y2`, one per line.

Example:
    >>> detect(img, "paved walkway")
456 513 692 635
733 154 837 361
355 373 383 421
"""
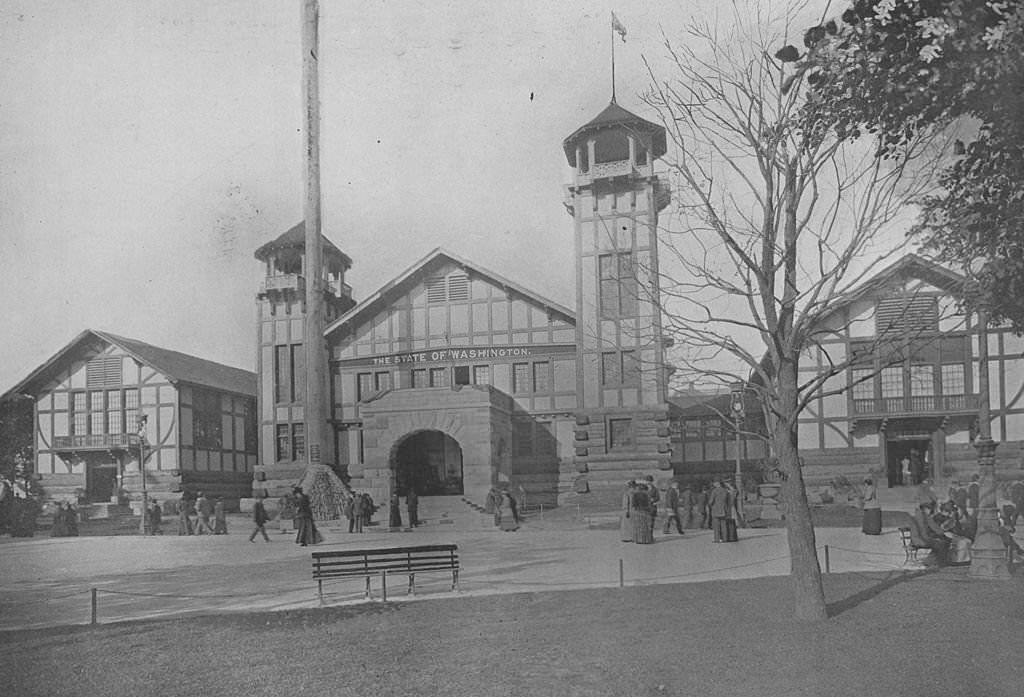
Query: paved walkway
0 516 919 631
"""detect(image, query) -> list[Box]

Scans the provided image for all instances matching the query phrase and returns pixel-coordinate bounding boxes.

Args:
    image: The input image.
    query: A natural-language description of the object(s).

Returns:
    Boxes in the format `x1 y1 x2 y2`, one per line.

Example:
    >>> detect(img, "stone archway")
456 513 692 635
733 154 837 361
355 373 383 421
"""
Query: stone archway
391 430 464 496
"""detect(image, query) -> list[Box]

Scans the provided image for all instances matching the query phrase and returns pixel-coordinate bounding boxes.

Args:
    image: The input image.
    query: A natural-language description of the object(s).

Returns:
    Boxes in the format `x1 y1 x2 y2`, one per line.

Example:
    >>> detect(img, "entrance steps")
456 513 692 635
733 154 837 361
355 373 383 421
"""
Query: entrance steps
407 495 495 531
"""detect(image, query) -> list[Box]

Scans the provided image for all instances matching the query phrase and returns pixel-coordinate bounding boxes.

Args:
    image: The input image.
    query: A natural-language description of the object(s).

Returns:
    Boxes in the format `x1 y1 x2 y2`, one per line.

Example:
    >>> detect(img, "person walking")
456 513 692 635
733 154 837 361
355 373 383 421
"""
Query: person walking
662 480 685 535
644 475 659 532
708 479 730 543
620 481 634 542
194 492 215 535
277 492 294 534
679 484 695 529
630 482 654 544
861 477 882 535
406 487 419 527
212 496 228 534
249 494 271 542
693 484 709 530
723 481 740 542
293 487 321 546
176 492 194 536
498 490 519 532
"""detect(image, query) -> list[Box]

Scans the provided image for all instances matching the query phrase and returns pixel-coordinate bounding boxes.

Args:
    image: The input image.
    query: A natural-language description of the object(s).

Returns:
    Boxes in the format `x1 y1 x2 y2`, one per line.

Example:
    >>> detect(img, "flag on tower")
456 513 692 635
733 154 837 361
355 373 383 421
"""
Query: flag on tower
612 12 627 42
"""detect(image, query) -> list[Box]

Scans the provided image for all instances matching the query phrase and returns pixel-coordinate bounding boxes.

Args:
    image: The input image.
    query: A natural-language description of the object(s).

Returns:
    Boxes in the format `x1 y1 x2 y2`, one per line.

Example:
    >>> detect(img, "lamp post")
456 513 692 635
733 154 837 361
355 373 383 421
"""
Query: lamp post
730 381 746 526
965 265 1010 578
137 415 150 536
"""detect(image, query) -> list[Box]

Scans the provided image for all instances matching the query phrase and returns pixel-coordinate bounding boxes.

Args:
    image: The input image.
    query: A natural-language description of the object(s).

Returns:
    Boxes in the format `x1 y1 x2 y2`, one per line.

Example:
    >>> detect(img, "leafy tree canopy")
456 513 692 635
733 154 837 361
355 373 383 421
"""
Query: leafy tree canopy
781 0 1024 327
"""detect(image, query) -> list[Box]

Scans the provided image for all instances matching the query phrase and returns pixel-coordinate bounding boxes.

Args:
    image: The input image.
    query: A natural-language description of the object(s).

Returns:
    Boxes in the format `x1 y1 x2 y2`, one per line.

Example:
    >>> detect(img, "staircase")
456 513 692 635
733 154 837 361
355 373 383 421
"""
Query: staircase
410 495 494 531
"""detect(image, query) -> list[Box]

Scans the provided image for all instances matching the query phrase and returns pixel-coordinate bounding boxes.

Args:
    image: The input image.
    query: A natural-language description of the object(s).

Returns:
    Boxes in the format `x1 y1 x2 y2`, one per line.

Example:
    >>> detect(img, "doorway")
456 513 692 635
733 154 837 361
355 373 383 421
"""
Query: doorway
393 430 464 496
885 438 932 488
86 460 118 502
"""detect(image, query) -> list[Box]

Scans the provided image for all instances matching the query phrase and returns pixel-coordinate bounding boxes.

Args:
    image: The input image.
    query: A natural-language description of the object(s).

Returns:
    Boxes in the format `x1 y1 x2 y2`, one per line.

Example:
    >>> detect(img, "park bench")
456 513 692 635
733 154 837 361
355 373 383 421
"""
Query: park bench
311 544 459 602
898 526 927 564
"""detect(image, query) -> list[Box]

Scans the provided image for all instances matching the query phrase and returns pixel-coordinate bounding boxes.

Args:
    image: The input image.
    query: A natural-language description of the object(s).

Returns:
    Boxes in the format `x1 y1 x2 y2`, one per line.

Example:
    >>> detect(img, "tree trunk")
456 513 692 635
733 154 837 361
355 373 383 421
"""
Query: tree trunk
774 359 828 621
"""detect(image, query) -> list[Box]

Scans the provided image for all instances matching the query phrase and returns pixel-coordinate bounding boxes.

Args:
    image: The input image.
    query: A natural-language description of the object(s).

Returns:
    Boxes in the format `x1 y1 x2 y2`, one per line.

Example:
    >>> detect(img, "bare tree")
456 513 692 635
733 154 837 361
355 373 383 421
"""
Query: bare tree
642 2 945 620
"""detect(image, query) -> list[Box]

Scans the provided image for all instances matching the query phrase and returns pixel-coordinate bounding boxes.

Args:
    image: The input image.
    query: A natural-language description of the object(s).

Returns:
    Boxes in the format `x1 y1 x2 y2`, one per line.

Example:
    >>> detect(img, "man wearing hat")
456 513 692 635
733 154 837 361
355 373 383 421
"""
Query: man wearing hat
662 480 685 535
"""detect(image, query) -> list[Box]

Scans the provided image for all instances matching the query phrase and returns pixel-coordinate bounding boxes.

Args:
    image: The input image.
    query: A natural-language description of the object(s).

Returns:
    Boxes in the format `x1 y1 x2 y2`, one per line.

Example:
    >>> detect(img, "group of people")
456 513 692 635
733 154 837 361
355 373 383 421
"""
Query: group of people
49 502 79 537
343 490 379 533
619 476 744 545
867 473 1024 564
386 488 419 530
486 487 520 531
174 492 228 536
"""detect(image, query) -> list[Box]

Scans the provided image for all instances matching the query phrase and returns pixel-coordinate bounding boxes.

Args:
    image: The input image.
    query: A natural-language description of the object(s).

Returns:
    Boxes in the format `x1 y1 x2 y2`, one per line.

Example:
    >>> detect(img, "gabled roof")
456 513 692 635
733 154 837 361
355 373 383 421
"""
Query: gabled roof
3 330 256 400
324 248 575 338
563 99 667 167
821 253 965 321
253 221 353 269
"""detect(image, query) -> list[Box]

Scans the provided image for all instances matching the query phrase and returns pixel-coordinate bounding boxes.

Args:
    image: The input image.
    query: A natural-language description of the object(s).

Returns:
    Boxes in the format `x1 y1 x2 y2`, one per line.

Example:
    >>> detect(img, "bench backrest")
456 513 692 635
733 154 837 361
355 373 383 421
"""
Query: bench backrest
312 544 458 578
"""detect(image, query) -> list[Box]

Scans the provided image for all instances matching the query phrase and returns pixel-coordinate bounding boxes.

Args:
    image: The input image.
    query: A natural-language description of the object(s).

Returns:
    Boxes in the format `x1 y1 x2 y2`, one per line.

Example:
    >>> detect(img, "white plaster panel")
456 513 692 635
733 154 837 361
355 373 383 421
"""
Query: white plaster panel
261 321 273 345
621 388 638 407
412 308 426 337
1004 331 1024 357
472 304 489 333
846 300 875 338
141 386 158 406
600 320 617 345
597 191 613 215
70 361 86 388
428 306 447 336
491 301 508 331
635 223 650 248
162 448 178 470
37 418 51 447
822 423 848 449
180 408 193 447
635 189 649 212
530 306 546 328
991 419 1003 441
946 429 970 444
641 348 658 398
555 395 577 410
553 328 575 343
451 305 469 335
290 318 304 342
821 393 846 418
615 218 631 249
602 389 620 407
274 320 289 343
1004 363 1024 410
53 412 68 437
616 191 632 211
798 422 820 450
510 300 529 330
938 296 964 332
583 353 600 407
37 393 52 410
471 277 490 299
260 346 274 418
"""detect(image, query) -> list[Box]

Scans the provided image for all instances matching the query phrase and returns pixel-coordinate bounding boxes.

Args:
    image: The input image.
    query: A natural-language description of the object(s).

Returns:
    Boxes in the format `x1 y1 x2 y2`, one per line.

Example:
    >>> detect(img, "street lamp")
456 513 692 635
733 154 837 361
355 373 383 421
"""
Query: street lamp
137 414 150 536
730 381 746 526
965 261 1010 578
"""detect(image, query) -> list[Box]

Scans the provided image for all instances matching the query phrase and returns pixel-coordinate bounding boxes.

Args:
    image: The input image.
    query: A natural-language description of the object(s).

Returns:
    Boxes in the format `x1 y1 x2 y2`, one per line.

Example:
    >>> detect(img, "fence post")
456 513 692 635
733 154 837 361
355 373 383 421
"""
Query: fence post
91 588 98 625
619 559 624 588
381 570 388 602
824 545 831 574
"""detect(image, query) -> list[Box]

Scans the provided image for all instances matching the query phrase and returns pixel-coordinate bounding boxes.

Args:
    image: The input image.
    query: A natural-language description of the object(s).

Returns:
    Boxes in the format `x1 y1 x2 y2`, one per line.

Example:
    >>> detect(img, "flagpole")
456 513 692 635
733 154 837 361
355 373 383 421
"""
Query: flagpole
610 11 617 103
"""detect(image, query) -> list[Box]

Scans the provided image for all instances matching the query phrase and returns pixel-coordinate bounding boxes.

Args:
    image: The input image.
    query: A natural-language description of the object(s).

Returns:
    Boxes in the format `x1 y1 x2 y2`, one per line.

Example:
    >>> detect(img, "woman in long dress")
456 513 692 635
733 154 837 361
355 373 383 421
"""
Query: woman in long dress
861 477 882 535
620 481 634 542
631 485 654 544
293 487 321 546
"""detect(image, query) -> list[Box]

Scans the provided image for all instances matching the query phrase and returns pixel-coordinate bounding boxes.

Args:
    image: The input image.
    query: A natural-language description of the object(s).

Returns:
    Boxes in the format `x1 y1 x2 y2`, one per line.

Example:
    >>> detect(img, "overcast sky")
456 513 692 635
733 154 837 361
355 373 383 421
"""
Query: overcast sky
0 0 833 393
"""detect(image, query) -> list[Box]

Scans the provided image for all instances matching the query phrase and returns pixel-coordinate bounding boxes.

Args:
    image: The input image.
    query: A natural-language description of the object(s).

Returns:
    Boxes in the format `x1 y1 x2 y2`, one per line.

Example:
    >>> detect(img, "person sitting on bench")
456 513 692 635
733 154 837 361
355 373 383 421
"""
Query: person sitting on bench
912 502 951 564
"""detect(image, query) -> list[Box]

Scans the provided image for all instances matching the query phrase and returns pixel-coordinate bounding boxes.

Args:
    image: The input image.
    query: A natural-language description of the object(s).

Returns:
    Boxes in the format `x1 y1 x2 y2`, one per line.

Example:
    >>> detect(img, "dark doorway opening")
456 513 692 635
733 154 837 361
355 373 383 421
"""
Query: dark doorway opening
394 431 464 496
886 438 932 488
86 461 118 502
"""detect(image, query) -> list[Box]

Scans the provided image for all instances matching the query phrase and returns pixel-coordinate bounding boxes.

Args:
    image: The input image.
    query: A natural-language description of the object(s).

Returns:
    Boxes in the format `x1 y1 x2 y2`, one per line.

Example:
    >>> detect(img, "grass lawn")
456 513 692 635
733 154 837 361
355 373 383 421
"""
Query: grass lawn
5 567 1024 697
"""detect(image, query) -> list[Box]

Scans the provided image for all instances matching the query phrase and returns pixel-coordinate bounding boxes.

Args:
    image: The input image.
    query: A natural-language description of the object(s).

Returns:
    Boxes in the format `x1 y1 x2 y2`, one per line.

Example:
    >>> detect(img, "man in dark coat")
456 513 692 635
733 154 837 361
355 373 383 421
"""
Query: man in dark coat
194 491 215 535
406 487 419 527
249 495 271 542
708 479 730 543
662 480 685 534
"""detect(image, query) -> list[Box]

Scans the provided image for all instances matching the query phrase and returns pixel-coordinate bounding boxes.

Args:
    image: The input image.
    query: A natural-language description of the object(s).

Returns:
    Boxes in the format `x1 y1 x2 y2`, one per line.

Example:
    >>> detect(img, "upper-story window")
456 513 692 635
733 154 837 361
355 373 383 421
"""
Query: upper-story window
426 273 470 304
192 388 223 451
594 130 629 163
599 252 638 317
876 296 939 337
70 388 139 438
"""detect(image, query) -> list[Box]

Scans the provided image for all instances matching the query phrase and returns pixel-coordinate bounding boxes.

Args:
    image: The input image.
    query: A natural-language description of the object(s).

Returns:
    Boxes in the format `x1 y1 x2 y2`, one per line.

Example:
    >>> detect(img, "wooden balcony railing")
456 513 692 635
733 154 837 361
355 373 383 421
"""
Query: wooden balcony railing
53 434 135 450
852 394 977 416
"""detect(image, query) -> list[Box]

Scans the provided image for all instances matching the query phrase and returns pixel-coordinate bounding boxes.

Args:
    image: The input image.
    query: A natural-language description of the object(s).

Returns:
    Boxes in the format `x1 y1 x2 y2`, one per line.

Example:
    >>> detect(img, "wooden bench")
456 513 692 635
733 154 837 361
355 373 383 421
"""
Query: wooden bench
311 544 459 602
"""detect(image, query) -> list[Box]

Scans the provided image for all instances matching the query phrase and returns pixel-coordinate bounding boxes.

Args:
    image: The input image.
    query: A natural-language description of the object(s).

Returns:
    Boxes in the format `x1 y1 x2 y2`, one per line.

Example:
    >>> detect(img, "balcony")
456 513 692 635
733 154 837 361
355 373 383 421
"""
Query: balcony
53 434 136 451
851 394 979 417
260 274 305 295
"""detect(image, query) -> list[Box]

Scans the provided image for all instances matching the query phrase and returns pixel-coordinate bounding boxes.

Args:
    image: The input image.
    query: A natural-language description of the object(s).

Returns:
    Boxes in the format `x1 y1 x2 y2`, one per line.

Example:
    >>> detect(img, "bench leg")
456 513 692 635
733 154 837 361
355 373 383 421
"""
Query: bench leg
365 576 372 600
318 579 323 604
408 573 415 596
452 569 459 592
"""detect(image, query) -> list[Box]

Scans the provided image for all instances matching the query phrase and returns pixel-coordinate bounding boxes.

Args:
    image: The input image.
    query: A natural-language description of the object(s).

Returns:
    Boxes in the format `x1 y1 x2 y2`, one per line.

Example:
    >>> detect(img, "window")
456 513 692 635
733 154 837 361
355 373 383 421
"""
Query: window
880 367 903 398
941 364 965 395
291 423 305 461
512 363 530 394
243 400 258 454
429 367 448 387
851 368 874 401
357 373 373 401
274 346 289 403
412 369 428 388
291 345 306 402
276 424 290 462
594 130 629 163
472 365 491 386
193 388 223 451
599 252 638 317
608 418 635 450
703 419 723 439
602 351 639 386
125 389 139 435
106 390 122 435
453 366 471 386
909 365 935 396
90 391 105 436
683 419 701 439
374 371 392 392
532 361 550 393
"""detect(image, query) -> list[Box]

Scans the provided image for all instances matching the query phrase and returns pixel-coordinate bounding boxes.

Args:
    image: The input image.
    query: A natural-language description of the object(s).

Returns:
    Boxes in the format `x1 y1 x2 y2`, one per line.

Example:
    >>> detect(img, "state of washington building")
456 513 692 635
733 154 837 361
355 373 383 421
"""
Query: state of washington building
8 96 1024 514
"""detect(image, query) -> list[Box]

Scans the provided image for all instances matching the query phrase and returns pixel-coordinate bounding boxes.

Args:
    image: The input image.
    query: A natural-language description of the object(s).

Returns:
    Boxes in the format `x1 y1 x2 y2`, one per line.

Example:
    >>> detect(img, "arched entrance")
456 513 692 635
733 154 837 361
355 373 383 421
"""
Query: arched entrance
393 430 464 496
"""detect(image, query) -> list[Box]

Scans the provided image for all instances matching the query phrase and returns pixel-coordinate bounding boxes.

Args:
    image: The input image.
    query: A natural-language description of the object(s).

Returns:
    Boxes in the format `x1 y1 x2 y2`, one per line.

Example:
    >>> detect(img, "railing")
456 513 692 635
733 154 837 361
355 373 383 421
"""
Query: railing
260 274 305 294
54 434 135 450
587 159 634 179
852 394 977 416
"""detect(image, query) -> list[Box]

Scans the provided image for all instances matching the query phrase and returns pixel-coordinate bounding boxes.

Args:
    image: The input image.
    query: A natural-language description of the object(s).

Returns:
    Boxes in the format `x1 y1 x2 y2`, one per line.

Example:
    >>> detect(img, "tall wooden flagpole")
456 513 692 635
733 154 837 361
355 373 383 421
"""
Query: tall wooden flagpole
302 0 327 472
